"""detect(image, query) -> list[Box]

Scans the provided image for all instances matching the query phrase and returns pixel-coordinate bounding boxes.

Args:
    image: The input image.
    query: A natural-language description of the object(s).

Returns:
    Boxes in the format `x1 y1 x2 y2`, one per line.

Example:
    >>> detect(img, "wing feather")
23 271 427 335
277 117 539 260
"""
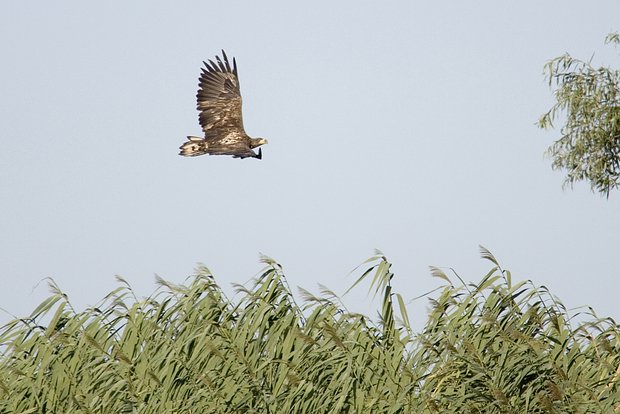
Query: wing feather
196 51 244 136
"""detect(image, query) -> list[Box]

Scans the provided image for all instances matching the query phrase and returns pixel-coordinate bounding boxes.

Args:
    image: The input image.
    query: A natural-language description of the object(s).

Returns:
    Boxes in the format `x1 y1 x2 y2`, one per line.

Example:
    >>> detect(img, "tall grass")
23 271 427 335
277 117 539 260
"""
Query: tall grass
1 249 619 413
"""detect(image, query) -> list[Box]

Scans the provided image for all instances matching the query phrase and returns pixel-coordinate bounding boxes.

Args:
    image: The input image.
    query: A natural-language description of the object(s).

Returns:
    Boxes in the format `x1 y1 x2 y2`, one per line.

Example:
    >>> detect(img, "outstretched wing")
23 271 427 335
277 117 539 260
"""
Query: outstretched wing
196 50 244 137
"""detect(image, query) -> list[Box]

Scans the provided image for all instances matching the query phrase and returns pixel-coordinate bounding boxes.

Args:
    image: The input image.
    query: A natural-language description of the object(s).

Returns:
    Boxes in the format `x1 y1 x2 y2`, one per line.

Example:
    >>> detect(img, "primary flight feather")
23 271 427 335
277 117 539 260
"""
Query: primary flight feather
179 50 268 159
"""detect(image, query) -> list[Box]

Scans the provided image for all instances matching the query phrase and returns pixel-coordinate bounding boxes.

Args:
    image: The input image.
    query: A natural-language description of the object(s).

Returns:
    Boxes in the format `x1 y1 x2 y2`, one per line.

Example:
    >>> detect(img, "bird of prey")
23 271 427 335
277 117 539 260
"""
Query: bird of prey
179 50 268 159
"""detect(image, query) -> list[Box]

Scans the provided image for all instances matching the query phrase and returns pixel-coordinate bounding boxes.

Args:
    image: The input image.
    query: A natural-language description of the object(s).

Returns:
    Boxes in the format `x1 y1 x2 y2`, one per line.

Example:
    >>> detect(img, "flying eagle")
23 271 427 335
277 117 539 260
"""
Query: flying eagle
179 50 268 159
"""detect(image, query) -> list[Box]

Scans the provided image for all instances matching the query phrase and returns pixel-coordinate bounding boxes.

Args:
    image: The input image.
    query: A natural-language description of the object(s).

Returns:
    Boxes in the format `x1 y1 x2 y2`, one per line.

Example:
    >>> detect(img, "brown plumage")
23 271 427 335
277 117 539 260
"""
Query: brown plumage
179 50 268 159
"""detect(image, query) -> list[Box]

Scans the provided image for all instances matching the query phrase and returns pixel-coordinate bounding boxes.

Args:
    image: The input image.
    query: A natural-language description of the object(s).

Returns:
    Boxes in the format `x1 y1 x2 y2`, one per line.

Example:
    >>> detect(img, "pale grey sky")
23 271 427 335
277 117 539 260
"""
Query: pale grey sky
1 1 619 328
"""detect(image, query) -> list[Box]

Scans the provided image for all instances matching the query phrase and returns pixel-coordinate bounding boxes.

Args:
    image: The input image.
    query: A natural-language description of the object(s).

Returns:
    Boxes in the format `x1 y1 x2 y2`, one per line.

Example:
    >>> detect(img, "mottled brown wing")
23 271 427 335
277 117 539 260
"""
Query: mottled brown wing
196 50 244 137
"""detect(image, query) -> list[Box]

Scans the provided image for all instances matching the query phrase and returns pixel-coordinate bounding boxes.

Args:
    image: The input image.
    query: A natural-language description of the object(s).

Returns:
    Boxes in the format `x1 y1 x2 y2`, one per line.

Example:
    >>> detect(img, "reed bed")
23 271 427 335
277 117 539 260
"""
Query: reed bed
1 249 619 413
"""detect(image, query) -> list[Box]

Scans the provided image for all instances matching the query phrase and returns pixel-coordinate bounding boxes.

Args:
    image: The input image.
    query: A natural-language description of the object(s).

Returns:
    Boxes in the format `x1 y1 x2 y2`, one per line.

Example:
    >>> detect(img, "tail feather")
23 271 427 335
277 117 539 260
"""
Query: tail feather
179 136 208 157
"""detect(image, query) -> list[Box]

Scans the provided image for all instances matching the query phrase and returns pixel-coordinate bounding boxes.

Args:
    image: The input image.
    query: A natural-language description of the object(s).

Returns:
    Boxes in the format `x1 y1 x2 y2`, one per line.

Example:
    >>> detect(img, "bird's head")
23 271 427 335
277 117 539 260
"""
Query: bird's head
249 137 268 149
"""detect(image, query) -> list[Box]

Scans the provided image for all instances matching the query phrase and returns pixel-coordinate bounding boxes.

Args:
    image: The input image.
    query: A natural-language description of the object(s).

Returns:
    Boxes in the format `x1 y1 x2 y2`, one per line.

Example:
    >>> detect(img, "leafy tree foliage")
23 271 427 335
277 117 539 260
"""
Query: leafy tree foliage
1 251 620 413
538 33 620 196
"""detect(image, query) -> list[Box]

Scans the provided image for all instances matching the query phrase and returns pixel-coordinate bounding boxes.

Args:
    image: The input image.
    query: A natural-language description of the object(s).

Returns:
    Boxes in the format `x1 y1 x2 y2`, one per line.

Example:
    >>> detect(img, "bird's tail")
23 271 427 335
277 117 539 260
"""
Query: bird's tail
179 136 208 157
